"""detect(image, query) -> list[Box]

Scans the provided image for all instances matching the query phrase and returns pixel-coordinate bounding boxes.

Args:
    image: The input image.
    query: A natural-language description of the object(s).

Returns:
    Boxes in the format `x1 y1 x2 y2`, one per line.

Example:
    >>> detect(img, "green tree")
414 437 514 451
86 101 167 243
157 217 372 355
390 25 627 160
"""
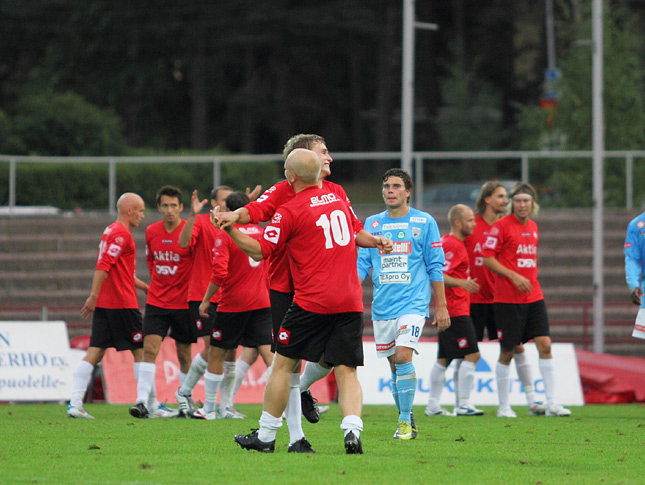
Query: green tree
12 90 127 156
516 2 645 207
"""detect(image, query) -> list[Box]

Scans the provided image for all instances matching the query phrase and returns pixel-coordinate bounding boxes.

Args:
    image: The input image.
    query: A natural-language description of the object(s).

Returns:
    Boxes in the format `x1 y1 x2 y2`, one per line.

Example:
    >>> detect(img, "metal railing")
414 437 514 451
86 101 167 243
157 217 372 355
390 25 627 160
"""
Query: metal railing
3 150 645 213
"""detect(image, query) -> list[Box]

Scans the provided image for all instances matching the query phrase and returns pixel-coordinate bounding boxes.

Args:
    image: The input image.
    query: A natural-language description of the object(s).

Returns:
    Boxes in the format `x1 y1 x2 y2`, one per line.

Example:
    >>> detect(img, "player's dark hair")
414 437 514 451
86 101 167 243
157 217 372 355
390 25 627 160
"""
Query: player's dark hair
210 185 233 202
225 191 250 212
282 134 326 161
382 168 413 191
156 185 183 205
475 180 505 216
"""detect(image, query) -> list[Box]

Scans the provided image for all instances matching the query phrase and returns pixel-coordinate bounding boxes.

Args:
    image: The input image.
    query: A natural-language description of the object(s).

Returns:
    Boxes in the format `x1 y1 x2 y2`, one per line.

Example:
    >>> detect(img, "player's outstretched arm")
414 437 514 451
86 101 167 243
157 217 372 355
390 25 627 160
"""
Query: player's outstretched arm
246 185 262 202
179 190 208 248
223 224 264 261
355 230 393 253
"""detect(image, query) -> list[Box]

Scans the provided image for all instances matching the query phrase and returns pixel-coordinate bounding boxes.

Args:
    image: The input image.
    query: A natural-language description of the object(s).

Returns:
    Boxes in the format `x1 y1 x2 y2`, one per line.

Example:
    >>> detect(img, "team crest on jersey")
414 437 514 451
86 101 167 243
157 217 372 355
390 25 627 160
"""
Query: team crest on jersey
458 338 468 349
637 221 645 229
215 238 223 247
490 227 499 236
212 329 222 340
278 327 290 344
445 251 454 260
196 319 203 330
132 331 142 343
115 236 124 244
271 213 282 224
264 226 280 244
411 227 421 238
371 220 380 229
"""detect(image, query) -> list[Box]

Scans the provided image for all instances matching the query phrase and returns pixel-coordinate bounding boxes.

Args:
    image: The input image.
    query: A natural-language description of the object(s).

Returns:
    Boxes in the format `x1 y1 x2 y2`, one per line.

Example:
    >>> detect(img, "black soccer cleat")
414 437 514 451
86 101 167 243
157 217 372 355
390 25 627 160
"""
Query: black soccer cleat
301 390 321 423
344 431 363 455
129 402 149 419
287 437 316 453
234 429 275 453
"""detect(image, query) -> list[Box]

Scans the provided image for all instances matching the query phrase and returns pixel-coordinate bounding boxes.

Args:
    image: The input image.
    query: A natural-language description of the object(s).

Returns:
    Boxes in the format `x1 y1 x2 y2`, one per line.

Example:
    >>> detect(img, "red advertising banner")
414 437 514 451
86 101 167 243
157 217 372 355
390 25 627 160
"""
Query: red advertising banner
102 339 331 405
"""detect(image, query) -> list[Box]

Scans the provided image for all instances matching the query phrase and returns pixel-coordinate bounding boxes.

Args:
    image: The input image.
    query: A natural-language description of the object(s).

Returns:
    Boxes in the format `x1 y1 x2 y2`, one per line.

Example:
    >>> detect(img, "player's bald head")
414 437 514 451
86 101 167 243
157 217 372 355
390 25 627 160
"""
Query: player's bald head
117 192 144 214
448 204 472 227
285 148 321 184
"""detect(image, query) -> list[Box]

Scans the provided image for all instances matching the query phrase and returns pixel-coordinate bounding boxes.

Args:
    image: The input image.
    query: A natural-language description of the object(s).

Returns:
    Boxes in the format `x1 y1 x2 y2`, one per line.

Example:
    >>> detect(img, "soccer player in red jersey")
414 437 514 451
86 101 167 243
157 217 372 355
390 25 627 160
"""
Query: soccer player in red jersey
216 134 361 451
227 149 391 454
129 186 194 419
68 193 148 419
466 181 546 417
188 192 273 420
426 204 483 417
482 183 571 418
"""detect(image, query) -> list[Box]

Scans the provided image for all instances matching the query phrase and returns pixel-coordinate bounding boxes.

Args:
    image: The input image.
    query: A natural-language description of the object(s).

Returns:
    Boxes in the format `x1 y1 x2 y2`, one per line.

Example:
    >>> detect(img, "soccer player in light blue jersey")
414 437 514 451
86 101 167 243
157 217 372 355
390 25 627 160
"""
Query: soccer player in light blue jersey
624 212 645 340
357 168 450 440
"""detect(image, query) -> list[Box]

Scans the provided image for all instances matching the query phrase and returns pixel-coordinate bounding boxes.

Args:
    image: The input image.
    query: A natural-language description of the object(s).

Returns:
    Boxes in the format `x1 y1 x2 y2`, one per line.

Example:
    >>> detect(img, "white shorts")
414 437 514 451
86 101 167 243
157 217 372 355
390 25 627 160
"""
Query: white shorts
372 314 426 359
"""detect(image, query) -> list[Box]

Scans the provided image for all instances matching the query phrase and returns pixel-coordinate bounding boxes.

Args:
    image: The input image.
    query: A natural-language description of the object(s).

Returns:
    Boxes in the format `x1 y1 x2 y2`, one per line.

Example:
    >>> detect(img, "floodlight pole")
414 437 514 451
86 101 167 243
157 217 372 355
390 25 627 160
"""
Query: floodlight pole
401 0 437 181
591 0 605 353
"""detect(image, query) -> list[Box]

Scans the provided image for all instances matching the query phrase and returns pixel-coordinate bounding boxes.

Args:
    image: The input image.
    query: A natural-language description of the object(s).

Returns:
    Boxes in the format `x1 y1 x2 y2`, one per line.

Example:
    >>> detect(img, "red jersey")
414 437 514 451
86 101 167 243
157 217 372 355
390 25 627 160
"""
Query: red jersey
480 214 544 304
465 214 496 304
441 233 471 317
245 179 363 293
186 214 221 304
258 185 364 314
145 220 194 309
95 222 139 309
211 223 270 312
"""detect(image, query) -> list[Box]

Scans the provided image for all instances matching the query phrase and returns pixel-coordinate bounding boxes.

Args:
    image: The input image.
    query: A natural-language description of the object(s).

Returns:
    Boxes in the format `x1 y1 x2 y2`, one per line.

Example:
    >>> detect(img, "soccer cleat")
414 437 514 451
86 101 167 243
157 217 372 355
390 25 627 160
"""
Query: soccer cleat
318 405 330 415
217 406 245 419
288 437 316 453
393 420 413 440
175 389 195 416
529 401 547 416
67 404 94 419
344 431 363 454
149 403 180 419
188 408 216 420
301 390 321 423
424 405 452 417
455 405 484 416
409 412 418 439
497 406 517 418
234 429 275 453
545 404 571 417
129 402 149 419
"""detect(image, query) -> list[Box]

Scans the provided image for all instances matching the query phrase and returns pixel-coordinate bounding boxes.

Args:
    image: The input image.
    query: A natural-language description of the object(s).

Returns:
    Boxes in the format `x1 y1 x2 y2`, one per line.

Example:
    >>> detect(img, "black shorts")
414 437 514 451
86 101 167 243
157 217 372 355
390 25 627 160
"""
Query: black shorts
276 304 364 368
210 307 273 350
470 303 498 341
494 300 550 349
89 307 143 351
188 300 217 338
437 315 479 360
143 304 195 344
270 289 294 352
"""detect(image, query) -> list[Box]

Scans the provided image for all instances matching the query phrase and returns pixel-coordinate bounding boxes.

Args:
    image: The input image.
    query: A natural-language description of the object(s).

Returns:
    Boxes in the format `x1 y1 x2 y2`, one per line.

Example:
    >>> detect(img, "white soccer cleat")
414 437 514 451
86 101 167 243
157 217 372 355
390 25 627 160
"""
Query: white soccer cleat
189 408 216 420
217 406 245 419
455 405 484 416
424 405 452 417
529 401 547 416
318 405 330 414
496 406 517 418
545 404 571 417
149 403 180 419
67 404 94 419
175 389 195 416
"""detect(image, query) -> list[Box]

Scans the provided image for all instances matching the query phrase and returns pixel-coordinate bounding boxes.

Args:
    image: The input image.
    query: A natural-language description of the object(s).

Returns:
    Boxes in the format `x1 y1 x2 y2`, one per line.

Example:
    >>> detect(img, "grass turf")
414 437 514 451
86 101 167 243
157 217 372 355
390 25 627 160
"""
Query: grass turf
1 403 643 484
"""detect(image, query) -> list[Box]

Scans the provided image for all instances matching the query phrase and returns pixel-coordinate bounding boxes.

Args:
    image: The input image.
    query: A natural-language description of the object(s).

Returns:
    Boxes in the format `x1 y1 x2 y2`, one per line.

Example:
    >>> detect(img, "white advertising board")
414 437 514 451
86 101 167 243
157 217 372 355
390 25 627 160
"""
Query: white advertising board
0 321 75 401
358 341 584 406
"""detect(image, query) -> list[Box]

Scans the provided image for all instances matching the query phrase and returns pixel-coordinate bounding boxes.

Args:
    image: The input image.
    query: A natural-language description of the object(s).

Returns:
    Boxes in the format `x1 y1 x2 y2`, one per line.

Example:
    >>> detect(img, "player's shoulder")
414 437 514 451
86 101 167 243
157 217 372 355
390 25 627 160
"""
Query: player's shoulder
364 210 388 228
628 212 645 229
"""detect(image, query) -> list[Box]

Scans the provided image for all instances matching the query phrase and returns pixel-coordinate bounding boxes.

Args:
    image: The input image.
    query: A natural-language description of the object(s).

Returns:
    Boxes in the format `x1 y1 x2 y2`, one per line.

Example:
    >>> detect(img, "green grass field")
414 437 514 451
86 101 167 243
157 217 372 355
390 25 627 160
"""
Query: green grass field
1 403 643 484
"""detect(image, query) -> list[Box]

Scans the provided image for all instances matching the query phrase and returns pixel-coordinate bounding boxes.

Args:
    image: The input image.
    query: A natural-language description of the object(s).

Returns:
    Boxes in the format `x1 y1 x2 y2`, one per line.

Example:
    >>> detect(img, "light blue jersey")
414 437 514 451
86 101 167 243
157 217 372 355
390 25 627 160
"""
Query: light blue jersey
357 207 445 321
624 212 645 309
